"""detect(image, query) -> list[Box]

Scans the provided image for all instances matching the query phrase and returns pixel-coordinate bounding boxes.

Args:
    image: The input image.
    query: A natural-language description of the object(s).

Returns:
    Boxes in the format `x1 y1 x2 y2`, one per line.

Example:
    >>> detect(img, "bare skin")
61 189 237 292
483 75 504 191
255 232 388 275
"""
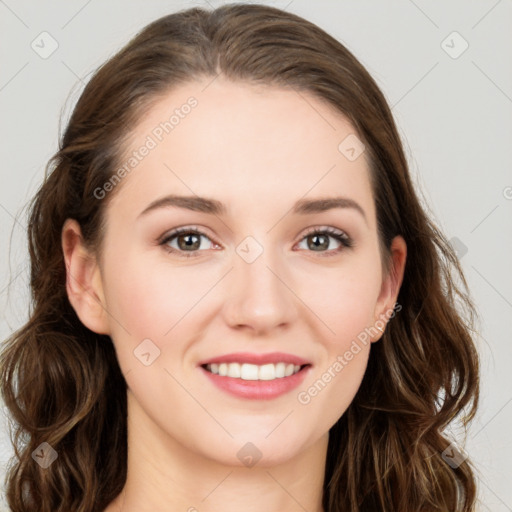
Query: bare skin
62 77 406 512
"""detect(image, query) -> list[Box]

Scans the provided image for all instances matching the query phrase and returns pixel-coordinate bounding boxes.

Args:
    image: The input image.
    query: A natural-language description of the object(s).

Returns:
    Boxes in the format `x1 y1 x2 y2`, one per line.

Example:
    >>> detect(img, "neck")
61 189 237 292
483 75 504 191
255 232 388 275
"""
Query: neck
105 390 328 512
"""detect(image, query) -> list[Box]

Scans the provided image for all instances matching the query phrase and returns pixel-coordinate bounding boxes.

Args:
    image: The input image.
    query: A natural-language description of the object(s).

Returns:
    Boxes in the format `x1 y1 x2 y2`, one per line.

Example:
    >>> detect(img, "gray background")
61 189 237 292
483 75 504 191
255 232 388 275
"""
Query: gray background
1 0 511 510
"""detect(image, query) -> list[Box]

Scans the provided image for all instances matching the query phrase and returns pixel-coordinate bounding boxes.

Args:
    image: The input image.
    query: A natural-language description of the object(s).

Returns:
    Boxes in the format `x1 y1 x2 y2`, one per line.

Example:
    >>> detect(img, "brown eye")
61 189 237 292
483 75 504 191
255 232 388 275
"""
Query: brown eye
176 232 201 251
309 233 332 251
160 228 215 258
297 228 353 256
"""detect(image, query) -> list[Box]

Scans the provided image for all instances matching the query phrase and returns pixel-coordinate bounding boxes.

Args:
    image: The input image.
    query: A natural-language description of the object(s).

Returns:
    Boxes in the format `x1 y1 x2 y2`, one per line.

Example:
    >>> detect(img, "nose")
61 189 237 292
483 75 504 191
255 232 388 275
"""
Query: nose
221 246 298 335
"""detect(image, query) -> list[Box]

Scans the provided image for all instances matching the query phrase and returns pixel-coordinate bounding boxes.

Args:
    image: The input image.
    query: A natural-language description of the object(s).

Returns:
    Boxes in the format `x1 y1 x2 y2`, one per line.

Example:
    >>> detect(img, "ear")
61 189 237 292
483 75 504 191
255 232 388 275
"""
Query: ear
61 218 110 335
371 235 407 342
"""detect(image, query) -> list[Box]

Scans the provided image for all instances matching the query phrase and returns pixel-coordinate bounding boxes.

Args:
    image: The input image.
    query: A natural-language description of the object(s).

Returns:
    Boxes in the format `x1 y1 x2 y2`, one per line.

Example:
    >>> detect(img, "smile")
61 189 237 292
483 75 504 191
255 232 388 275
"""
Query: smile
204 362 303 381
200 364 311 400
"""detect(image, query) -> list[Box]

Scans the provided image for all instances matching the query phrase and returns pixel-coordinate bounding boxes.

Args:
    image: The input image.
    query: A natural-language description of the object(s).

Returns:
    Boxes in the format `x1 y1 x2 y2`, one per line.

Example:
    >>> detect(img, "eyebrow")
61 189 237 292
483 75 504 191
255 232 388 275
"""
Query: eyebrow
138 194 367 223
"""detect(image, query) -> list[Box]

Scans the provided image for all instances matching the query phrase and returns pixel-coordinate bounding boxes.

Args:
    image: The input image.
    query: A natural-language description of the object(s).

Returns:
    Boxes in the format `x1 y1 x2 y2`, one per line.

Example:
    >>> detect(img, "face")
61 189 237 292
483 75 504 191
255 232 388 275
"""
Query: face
67 77 405 468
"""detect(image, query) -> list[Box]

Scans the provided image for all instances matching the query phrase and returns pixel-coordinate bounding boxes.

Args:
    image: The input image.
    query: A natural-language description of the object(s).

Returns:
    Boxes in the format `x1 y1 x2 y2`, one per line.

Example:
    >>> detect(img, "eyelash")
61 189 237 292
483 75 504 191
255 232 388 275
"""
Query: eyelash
159 225 354 259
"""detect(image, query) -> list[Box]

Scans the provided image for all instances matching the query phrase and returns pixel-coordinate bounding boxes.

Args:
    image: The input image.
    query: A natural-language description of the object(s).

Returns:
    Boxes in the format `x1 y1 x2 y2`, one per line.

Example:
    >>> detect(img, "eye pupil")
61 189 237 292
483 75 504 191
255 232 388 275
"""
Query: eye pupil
178 233 200 250
309 234 329 251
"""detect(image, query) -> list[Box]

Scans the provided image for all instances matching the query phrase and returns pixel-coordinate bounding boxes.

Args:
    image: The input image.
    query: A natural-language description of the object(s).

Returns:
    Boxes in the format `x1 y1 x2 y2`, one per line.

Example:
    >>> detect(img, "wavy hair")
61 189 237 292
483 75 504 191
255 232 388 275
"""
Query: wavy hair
0 4 480 511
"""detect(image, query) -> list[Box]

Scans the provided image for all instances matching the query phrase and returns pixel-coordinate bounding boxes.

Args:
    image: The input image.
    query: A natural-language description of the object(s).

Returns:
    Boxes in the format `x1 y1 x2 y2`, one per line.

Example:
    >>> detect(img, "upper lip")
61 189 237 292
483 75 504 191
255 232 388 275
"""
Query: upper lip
198 352 311 367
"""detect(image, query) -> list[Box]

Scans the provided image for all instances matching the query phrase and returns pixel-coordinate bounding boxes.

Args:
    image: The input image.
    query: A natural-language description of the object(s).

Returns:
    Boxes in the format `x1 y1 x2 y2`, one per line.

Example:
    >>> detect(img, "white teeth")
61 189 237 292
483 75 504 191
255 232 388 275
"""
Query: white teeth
240 363 259 380
275 362 286 378
227 362 241 378
205 362 304 380
218 363 228 377
285 364 295 377
259 363 275 381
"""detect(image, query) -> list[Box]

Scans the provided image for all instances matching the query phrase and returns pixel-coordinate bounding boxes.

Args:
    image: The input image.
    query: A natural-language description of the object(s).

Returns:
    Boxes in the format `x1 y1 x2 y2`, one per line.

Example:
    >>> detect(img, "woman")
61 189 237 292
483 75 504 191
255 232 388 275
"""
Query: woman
0 4 480 511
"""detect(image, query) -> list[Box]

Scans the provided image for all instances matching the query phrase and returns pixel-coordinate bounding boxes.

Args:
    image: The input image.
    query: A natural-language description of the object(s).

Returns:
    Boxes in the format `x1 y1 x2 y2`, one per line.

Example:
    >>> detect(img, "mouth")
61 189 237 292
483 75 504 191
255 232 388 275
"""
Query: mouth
202 362 309 381
197 352 312 400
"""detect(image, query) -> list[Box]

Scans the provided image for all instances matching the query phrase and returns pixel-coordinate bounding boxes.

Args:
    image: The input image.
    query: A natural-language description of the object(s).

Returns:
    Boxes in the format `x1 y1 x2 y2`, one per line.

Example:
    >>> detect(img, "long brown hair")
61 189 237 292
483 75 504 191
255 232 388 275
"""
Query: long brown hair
0 4 480 511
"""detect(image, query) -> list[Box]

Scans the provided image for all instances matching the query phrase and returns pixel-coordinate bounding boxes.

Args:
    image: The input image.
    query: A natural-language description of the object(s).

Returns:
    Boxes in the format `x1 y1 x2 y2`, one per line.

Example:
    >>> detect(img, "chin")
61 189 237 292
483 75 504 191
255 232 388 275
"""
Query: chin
199 431 313 469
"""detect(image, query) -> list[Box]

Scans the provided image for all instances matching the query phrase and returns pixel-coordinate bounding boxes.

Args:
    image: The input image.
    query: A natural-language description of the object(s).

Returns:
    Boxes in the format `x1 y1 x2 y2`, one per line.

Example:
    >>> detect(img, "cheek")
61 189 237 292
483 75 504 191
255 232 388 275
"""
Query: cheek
298 343 371 441
304 258 381 343
295 256 380 422
104 251 212 335
101 251 224 378
297 283 375 434
308 271 376 374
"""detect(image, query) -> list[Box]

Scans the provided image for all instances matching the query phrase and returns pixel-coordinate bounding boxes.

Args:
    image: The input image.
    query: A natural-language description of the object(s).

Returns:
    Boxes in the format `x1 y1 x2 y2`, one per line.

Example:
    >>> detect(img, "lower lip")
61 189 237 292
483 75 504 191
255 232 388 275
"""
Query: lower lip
199 365 311 400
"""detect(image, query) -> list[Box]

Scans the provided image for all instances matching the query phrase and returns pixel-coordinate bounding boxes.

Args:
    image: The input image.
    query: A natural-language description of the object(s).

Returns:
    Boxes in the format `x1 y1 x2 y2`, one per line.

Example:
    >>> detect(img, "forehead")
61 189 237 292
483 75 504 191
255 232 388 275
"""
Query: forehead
110 77 375 226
